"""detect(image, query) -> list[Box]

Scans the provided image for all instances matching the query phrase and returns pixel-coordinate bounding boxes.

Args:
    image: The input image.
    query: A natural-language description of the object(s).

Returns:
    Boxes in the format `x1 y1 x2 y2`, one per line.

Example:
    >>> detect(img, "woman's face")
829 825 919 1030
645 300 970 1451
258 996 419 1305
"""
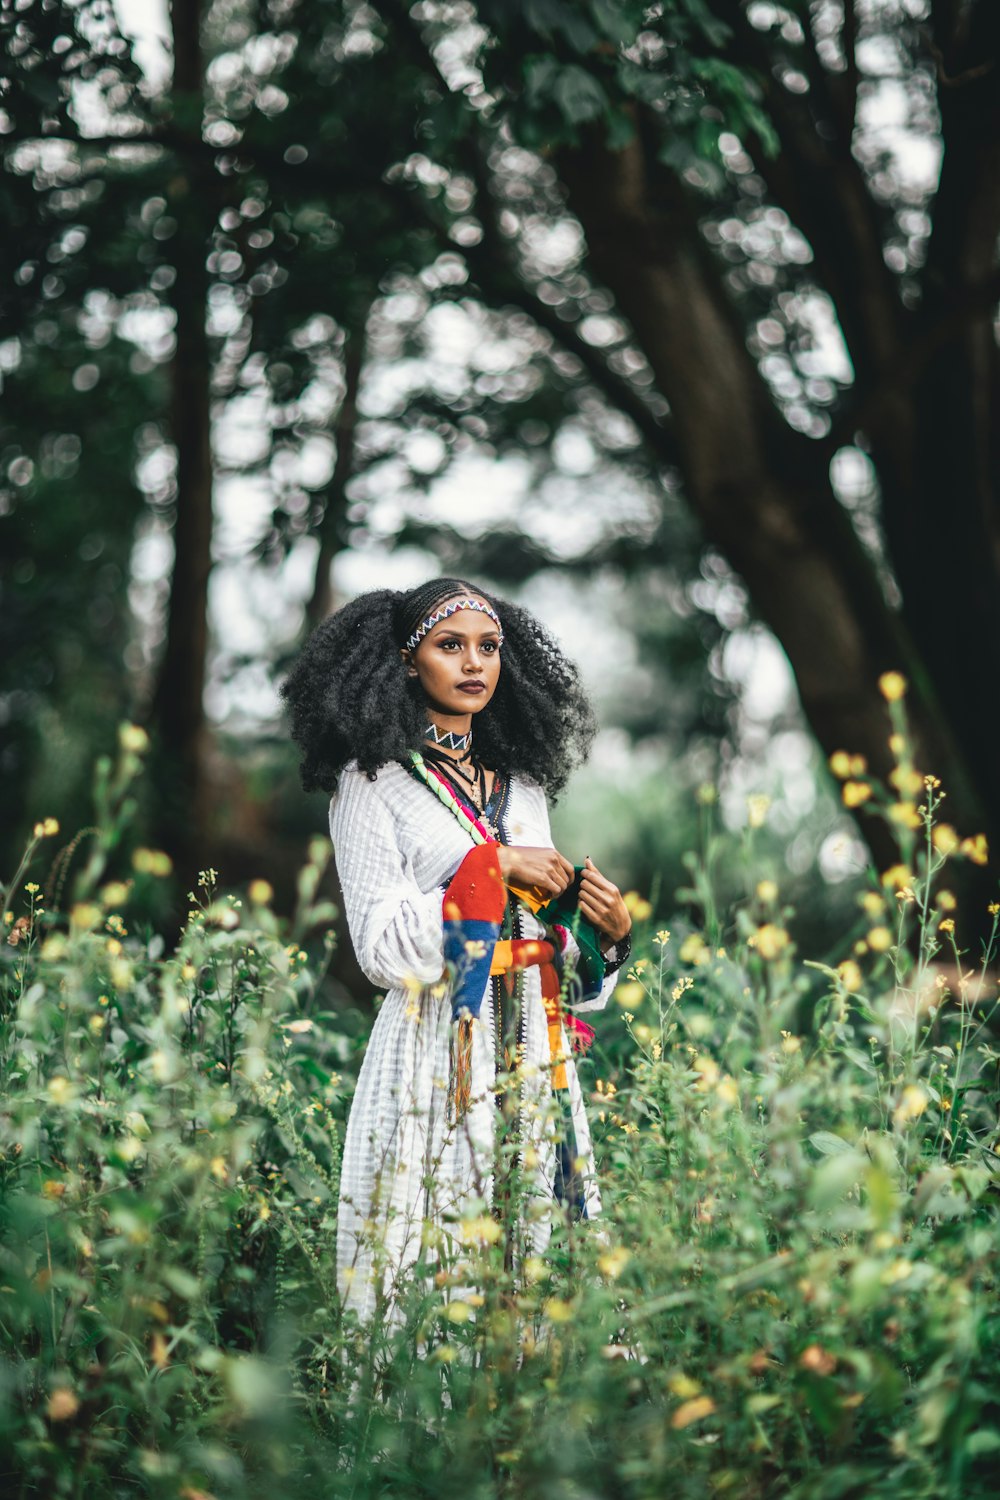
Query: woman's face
405 598 502 718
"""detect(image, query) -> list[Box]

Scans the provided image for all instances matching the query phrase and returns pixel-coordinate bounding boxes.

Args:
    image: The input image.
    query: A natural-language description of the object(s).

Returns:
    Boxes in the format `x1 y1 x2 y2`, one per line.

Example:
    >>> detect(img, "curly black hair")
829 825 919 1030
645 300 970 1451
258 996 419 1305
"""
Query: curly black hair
281 577 596 798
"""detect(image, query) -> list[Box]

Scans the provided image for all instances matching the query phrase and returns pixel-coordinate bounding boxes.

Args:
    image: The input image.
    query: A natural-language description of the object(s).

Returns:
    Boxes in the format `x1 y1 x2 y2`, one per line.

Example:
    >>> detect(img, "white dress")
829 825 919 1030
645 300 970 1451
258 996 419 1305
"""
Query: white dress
329 759 621 1322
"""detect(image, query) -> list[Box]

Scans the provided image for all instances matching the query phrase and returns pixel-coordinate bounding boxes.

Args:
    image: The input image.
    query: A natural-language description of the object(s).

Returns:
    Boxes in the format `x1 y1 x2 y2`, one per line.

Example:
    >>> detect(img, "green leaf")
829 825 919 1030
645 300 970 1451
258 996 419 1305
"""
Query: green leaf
809 1151 864 1209
966 1431 1000 1457
553 65 609 126
809 1130 853 1156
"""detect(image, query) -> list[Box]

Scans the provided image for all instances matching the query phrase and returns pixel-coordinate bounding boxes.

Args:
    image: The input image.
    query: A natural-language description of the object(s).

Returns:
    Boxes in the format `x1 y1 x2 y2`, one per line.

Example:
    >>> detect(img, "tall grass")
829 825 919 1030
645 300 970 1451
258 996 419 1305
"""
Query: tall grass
2 688 998 1498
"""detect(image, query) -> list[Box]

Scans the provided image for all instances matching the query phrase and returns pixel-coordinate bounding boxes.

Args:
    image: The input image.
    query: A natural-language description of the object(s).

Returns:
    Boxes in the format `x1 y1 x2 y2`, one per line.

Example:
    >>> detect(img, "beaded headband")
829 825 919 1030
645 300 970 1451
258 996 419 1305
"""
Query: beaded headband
405 597 504 652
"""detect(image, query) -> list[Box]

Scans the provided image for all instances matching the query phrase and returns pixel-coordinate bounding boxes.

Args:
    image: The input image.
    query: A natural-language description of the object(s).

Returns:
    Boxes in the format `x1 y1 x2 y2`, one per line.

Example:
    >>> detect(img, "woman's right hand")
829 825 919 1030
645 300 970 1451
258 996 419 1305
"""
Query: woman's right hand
497 845 575 899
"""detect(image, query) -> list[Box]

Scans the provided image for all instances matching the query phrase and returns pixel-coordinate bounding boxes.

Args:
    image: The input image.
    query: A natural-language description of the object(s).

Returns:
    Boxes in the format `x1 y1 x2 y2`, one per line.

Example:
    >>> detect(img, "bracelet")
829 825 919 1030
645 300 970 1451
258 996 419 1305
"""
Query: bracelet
602 929 632 976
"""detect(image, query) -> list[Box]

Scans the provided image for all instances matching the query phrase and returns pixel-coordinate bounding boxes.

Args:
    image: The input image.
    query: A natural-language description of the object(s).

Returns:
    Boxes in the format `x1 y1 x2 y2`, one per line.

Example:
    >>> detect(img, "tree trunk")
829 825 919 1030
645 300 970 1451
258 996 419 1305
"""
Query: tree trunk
306 332 364 631
879 8 1000 858
557 133 985 866
152 0 213 874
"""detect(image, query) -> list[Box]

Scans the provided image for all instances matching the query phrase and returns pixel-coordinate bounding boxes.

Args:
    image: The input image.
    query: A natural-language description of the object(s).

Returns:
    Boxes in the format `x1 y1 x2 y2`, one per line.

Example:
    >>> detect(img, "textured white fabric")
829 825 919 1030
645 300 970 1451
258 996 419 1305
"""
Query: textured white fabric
329 759 620 1322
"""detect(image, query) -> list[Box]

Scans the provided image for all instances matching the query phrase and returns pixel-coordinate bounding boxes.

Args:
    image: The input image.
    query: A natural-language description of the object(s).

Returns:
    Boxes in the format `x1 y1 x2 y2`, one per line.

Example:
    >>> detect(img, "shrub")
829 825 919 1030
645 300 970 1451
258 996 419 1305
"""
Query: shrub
2 695 999 1498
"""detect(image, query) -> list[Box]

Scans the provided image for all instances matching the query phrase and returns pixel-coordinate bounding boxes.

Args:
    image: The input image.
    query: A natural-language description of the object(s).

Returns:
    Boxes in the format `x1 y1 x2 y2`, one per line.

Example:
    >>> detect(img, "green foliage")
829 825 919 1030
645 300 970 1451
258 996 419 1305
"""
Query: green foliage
3 719 1000 1495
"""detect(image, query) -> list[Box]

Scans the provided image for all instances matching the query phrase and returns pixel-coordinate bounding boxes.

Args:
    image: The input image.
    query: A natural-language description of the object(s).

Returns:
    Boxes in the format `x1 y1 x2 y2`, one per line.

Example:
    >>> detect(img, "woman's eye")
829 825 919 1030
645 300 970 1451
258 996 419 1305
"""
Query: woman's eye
482 641 498 653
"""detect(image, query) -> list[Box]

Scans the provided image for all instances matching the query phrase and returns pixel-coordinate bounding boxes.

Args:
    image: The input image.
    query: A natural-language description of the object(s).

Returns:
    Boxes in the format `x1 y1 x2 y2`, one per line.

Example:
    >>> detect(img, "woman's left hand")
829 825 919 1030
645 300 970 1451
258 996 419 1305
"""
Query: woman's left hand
578 856 632 945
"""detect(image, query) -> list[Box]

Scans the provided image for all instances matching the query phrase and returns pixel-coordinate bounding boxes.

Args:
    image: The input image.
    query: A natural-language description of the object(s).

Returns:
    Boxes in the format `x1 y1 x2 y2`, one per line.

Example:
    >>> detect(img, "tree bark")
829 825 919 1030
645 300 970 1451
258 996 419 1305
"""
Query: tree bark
152 0 213 871
882 6 1000 854
556 131 984 863
306 332 364 631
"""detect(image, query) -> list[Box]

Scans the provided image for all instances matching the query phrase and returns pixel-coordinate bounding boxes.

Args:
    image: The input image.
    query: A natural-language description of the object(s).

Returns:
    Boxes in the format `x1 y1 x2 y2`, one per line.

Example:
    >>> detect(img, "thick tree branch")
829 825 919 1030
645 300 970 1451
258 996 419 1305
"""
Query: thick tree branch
711 0 905 391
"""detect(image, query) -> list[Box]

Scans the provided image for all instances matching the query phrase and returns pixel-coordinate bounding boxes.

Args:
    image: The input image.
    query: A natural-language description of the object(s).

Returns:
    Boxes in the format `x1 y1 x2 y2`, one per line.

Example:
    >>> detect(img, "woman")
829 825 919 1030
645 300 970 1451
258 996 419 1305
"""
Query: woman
283 578 632 1323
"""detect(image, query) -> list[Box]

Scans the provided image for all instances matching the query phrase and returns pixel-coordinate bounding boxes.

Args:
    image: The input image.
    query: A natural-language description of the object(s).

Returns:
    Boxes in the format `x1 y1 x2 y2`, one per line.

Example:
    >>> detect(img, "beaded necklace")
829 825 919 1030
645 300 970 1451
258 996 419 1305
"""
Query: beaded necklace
408 752 499 843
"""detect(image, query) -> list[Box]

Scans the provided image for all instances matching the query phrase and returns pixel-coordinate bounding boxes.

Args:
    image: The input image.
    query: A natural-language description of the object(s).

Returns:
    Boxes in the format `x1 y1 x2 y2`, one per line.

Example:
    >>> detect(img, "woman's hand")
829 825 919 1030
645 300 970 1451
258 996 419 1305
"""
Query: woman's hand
578 856 632 945
497 845 575 899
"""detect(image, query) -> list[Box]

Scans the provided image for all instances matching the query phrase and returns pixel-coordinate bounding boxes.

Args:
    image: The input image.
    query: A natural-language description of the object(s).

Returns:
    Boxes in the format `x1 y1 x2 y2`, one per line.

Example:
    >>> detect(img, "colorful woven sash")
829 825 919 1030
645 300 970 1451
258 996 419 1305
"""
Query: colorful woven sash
410 751 601 1110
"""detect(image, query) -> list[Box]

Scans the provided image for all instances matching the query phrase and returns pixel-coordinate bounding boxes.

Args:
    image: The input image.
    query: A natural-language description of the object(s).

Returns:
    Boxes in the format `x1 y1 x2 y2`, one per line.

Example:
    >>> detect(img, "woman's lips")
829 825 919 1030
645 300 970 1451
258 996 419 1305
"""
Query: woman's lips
457 682 486 694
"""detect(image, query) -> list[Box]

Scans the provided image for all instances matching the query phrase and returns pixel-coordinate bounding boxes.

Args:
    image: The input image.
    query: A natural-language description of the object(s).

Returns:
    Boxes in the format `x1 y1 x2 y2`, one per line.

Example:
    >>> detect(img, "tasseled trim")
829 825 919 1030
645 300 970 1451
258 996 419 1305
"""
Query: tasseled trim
450 1010 475 1124
564 1012 596 1054
543 993 569 1091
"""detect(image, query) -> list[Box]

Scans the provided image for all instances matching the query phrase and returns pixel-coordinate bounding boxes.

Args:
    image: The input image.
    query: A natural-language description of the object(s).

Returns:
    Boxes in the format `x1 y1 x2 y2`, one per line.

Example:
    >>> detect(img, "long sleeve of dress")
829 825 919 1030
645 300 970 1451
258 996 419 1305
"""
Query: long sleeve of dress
329 769 448 991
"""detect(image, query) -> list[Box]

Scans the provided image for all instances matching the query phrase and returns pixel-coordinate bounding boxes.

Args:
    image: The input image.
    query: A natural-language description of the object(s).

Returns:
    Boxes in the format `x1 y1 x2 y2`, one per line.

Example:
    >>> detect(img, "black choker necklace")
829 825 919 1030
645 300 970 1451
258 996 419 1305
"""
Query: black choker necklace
424 723 472 752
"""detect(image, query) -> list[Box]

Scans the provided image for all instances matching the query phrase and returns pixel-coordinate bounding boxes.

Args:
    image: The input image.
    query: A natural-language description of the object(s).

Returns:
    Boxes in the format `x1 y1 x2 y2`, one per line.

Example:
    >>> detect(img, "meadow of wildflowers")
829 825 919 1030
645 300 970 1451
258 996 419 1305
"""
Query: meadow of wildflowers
2 679 999 1499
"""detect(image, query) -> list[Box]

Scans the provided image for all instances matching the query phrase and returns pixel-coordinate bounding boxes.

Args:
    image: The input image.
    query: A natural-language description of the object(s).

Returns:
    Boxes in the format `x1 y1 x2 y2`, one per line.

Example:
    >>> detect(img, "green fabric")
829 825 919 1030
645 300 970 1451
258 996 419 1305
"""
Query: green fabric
531 867 606 1002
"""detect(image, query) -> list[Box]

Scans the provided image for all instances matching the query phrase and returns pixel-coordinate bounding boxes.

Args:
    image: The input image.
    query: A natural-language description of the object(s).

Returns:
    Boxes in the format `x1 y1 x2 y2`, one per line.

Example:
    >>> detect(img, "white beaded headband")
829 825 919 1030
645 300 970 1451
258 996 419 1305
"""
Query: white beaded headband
405 597 504 652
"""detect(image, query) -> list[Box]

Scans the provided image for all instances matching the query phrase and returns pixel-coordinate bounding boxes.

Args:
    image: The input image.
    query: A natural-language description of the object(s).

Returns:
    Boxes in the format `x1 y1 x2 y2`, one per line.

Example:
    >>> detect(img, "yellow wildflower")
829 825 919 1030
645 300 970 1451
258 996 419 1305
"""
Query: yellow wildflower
653 928 671 946
989 903 1000 917
614 980 645 1009
894 1085 928 1125
695 783 717 805
48 1076 75 1105
888 733 905 755
842 781 871 808
678 933 710 966
671 1396 716 1429
109 957 132 990
937 889 956 911
867 926 893 953
248 879 274 905
597 1246 631 1280
756 879 778 904
861 891 884 915
828 751 851 778
837 960 863 993
668 1372 703 1399
849 755 867 776
889 766 923 797
881 864 912 890
46 1388 79 1422
100 881 131 908
753 924 790 960
781 1033 801 1055
960 834 989 866
715 1076 739 1107
543 1297 573 1323
799 1344 837 1376
132 848 173 877
938 918 955 934
932 824 960 856
746 794 770 829
692 1054 720 1090
33 817 60 838
889 802 921 830
118 723 150 754
878 671 907 701
623 891 652 921
460 1215 502 1247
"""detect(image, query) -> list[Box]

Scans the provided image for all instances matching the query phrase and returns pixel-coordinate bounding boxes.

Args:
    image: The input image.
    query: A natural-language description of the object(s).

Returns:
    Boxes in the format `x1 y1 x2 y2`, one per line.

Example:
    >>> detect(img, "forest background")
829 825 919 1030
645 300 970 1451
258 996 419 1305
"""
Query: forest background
3 0 1000 988
4 5 1000 1498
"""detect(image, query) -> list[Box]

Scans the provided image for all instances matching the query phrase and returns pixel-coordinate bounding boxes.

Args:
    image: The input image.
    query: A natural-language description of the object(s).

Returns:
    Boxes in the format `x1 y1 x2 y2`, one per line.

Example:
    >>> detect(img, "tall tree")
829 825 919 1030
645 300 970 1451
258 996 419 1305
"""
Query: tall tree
151 0 215 857
4 0 999 893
